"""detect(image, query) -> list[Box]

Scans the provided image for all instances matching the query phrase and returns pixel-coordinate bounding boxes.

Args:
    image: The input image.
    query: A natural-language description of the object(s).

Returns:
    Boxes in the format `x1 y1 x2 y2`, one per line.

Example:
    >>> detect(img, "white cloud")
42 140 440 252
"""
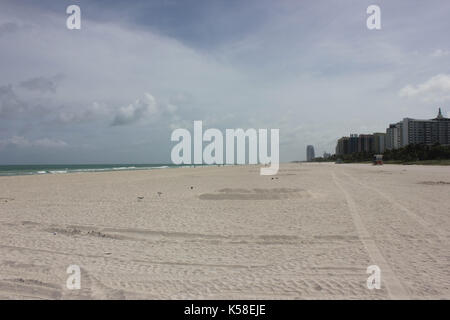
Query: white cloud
399 74 450 103
56 101 110 124
33 138 68 148
0 136 67 149
430 49 450 57
2 1 450 162
0 22 19 37
0 84 25 116
19 74 64 93
111 93 184 126
112 93 158 126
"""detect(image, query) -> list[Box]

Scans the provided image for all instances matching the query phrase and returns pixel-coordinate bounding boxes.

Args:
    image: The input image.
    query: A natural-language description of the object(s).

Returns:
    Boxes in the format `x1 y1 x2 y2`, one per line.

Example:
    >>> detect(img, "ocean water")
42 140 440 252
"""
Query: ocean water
0 164 181 176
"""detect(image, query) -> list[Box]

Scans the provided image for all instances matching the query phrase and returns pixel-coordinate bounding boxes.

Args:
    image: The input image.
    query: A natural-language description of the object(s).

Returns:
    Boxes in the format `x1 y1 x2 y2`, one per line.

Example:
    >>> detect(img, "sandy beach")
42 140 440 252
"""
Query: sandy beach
0 163 449 299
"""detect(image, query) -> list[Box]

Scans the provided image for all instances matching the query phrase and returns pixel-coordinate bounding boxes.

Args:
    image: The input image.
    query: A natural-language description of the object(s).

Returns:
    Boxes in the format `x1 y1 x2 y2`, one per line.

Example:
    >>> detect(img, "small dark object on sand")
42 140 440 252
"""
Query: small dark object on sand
420 181 450 185
137 196 144 200
157 192 163 196
190 186 194 190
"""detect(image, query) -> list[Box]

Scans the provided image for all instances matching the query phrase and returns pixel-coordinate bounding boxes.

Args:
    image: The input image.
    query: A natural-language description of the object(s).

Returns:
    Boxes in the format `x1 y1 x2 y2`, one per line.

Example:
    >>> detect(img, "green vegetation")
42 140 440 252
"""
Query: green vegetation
383 143 450 162
383 159 450 165
313 143 450 165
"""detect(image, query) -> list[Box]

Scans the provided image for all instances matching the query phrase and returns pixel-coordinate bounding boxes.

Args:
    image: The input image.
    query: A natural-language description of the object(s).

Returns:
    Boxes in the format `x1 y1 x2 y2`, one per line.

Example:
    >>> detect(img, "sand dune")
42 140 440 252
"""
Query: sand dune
0 163 449 299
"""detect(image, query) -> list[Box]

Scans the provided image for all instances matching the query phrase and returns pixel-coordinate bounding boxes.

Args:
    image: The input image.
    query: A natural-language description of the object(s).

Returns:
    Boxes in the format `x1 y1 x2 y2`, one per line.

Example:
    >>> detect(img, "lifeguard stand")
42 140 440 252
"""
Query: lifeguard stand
373 154 383 165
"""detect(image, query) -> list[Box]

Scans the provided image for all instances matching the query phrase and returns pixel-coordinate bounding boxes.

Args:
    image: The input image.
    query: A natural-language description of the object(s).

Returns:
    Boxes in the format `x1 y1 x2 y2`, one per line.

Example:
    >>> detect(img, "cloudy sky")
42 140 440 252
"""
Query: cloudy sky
1 0 449 164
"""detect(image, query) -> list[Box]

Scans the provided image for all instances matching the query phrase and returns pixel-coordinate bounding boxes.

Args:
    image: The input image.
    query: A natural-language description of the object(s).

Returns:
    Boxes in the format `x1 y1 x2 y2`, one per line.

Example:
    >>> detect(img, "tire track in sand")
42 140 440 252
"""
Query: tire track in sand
339 169 446 241
332 171 409 299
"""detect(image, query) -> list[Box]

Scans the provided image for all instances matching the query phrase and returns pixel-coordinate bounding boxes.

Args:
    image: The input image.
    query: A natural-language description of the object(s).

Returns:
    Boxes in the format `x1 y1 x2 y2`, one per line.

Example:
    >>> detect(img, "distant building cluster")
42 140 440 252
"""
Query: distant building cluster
336 108 450 156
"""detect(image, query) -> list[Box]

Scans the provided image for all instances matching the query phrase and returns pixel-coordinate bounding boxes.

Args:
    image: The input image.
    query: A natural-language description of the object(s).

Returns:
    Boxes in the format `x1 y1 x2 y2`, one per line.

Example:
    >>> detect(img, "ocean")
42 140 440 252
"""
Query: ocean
0 164 180 176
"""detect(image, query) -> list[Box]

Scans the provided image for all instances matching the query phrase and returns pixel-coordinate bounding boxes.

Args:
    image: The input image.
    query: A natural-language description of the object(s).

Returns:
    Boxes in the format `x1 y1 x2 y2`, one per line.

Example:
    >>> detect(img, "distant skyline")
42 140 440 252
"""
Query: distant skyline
1 0 450 164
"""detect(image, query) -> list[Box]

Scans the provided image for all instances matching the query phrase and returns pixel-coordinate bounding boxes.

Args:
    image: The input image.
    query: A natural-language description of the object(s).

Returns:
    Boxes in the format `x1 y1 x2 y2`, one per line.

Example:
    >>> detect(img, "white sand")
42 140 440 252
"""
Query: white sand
0 163 449 299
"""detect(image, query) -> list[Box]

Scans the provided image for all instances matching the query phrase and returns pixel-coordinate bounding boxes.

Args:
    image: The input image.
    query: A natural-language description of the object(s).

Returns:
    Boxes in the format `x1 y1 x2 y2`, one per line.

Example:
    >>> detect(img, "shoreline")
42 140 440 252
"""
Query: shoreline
0 163 286 178
0 163 233 177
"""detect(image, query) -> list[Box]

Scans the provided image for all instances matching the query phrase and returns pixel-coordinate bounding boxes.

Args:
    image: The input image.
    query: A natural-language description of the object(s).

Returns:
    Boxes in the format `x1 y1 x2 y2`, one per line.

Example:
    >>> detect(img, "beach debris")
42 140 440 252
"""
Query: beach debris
104 252 112 255
137 196 144 200
157 191 163 196
88 230 107 237
53 232 57 235
419 181 450 185
190 186 194 190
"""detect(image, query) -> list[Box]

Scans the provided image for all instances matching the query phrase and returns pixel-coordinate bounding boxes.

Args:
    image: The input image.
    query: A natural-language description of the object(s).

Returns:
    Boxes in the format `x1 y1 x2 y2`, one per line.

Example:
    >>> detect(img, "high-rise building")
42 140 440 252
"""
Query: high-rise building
335 134 374 155
385 124 394 150
401 108 450 146
336 134 362 156
336 109 449 156
349 134 359 154
358 134 374 153
372 133 386 153
385 122 403 150
306 145 315 161
335 137 348 155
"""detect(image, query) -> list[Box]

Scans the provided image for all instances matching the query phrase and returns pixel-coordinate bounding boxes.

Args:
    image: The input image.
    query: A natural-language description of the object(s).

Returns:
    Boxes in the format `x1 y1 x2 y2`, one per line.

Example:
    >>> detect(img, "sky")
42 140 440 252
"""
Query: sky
1 0 450 164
